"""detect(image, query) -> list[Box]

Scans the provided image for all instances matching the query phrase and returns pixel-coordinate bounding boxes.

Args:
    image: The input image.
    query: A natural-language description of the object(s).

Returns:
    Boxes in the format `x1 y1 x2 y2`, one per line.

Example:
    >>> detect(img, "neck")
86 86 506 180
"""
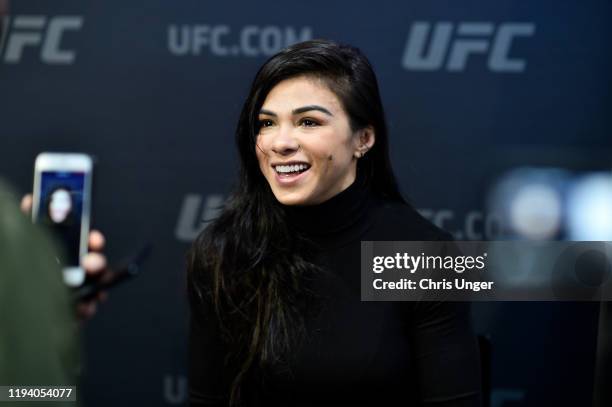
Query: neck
281 170 377 247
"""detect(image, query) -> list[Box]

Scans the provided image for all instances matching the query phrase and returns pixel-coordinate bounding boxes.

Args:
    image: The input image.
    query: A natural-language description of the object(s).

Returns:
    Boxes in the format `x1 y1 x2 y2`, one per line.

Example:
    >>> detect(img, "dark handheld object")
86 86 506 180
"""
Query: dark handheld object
73 243 152 302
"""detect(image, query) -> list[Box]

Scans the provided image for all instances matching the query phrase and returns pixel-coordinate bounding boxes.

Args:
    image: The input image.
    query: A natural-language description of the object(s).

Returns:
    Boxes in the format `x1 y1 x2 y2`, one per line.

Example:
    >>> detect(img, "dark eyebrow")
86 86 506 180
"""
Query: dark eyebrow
259 105 334 117
259 109 277 117
292 105 333 116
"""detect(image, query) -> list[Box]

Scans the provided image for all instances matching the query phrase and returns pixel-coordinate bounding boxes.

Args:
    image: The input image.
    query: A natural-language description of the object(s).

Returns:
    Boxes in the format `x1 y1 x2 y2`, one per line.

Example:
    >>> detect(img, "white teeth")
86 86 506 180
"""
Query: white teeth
275 164 309 174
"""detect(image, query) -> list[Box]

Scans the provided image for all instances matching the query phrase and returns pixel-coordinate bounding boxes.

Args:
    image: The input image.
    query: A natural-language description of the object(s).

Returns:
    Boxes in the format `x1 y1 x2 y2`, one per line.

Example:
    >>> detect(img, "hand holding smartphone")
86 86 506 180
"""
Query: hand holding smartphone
32 152 93 287
30 152 148 313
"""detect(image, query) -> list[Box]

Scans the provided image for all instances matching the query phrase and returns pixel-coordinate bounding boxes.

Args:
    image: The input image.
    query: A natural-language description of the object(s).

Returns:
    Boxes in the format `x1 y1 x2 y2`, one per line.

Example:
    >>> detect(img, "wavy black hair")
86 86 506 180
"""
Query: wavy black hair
187 39 404 405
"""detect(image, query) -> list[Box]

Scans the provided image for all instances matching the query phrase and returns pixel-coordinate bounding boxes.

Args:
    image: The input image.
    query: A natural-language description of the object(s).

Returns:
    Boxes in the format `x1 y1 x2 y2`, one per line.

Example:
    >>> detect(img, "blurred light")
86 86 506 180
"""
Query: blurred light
567 173 612 241
510 183 562 240
488 167 567 240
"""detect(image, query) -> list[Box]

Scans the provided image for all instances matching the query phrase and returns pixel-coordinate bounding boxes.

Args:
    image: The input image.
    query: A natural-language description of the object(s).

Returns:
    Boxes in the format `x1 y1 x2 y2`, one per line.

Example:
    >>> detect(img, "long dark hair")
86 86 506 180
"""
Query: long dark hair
187 39 404 404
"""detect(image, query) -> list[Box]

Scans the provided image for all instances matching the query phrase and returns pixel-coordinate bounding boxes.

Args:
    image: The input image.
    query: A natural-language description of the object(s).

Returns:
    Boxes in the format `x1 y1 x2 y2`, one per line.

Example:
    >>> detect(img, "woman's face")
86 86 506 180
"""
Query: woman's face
48 188 72 223
255 76 373 206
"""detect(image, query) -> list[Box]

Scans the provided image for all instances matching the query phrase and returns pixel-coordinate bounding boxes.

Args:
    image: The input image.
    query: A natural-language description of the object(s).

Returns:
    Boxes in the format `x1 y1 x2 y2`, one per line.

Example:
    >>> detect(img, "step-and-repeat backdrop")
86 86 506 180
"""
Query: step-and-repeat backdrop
1 1 610 406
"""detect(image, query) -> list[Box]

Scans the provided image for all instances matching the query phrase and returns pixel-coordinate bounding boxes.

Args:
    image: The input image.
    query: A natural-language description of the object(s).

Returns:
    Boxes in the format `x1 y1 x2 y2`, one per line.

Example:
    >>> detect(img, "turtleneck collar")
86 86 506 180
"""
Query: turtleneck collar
281 170 378 249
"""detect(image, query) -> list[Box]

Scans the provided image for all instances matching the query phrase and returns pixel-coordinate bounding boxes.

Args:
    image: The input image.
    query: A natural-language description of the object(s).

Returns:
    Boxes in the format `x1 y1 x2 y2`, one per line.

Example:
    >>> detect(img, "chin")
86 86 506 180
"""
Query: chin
275 195 307 206
273 190 312 206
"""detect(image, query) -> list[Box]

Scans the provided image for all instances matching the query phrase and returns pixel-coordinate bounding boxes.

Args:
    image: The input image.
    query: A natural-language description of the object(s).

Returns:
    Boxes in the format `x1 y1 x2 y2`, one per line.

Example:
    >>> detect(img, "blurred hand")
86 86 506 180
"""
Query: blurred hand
21 193 108 321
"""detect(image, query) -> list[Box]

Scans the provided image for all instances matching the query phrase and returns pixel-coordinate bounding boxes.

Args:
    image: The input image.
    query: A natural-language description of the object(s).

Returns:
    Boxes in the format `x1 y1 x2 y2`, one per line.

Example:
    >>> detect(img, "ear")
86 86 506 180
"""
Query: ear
353 126 376 159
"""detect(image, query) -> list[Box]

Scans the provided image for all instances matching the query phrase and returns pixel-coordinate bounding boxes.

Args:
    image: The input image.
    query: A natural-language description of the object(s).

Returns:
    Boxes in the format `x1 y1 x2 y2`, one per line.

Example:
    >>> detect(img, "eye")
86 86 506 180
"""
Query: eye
299 118 319 127
258 119 274 128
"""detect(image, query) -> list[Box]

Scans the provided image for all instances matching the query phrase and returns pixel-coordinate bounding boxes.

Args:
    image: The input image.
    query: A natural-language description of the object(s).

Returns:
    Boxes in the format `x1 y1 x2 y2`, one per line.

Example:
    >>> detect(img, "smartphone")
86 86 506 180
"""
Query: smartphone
32 152 93 287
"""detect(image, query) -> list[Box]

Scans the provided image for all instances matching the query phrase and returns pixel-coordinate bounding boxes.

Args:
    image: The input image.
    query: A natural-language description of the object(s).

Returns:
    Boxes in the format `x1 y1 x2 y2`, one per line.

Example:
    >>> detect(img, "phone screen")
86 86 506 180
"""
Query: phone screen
35 170 86 282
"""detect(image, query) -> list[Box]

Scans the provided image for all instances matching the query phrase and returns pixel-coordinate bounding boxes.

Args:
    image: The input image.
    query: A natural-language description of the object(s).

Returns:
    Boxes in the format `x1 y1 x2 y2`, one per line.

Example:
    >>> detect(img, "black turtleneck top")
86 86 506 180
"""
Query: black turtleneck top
189 174 482 406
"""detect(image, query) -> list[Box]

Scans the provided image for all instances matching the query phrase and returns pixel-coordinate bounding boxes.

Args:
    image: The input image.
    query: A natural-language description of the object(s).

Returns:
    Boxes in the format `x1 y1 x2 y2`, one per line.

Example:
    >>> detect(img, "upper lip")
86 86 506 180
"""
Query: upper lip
271 161 311 167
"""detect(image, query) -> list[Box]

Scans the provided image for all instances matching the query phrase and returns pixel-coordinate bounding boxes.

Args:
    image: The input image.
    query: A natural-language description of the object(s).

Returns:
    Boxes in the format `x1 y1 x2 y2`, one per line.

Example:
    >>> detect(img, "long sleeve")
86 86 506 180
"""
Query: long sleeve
410 301 482 406
188 285 231 407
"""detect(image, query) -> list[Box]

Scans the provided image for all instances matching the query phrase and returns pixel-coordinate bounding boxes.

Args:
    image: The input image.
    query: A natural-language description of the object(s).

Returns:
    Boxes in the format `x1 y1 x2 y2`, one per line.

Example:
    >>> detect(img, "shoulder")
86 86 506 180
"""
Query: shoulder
366 198 453 241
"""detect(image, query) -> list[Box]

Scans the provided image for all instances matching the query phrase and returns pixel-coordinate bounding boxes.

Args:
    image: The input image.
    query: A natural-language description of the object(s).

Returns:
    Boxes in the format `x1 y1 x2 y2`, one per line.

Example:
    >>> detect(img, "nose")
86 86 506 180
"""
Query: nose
270 126 300 156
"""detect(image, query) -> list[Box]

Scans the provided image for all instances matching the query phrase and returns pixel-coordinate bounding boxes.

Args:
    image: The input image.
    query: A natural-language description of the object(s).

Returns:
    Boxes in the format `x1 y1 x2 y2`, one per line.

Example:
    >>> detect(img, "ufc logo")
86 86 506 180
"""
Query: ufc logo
175 194 225 242
0 15 83 64
402 22 535 72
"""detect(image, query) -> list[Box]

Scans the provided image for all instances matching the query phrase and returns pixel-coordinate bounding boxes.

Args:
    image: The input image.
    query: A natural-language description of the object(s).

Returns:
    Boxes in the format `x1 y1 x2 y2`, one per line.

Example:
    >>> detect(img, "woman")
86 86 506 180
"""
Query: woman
187 39 481 406
46 187 75 225
40 185 82 271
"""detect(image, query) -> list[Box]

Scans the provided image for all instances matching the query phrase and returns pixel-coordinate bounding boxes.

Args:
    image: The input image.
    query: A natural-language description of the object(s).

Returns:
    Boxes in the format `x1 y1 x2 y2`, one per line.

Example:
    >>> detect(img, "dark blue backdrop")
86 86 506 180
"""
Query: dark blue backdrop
1 1 610 406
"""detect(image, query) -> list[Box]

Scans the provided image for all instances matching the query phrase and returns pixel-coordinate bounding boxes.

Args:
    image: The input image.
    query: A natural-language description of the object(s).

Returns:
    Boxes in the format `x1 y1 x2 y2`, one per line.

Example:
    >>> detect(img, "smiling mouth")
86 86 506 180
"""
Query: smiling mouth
273 163 311 177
